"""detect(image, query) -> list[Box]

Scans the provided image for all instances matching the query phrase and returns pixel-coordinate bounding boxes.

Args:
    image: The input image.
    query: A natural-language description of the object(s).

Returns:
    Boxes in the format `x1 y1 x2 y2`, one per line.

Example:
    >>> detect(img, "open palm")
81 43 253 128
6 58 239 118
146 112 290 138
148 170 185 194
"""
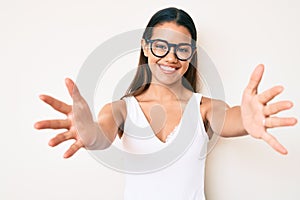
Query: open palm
34 78 92 158
241 64 297 155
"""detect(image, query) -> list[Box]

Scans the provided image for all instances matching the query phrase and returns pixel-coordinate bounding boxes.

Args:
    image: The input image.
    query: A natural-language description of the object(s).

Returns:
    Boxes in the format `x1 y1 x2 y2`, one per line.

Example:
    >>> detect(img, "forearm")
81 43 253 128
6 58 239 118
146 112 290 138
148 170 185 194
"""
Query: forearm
220 106 248 137
85 122 113 150
74 119 112 150
89 101 125 150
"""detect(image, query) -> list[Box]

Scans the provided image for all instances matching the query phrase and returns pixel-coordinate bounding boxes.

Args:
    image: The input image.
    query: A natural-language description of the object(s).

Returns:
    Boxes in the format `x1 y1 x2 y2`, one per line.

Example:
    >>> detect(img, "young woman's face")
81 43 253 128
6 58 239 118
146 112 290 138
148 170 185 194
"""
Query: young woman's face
142 22 194 87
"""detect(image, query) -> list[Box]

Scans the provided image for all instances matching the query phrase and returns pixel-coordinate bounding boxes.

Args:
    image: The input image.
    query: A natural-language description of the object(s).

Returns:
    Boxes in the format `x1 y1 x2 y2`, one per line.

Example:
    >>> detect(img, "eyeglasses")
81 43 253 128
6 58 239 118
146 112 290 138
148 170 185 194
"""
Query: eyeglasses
145 39 196 61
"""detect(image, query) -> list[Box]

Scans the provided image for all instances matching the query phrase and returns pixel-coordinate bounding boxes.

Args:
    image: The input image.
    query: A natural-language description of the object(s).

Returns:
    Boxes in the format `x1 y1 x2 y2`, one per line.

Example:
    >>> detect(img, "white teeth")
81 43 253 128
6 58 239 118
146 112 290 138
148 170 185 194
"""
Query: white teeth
160 65 176 71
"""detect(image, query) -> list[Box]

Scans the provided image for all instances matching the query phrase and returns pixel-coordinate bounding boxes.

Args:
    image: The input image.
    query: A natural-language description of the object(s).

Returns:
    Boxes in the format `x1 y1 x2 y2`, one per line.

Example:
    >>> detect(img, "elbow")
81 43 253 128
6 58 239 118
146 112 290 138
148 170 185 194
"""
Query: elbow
219 130 248 138
87 139 113 150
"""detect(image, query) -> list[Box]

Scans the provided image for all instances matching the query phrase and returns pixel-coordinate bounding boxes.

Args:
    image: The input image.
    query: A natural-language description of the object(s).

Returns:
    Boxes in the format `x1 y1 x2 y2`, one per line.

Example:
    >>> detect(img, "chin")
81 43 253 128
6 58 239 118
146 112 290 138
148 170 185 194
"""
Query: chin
152 74 183 87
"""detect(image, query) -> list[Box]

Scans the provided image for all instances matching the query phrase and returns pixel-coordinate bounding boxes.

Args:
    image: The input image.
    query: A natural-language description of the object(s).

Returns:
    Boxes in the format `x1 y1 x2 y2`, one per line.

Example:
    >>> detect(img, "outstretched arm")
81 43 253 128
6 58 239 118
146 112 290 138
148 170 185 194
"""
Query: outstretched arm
207 64 297 155
34 78 123 158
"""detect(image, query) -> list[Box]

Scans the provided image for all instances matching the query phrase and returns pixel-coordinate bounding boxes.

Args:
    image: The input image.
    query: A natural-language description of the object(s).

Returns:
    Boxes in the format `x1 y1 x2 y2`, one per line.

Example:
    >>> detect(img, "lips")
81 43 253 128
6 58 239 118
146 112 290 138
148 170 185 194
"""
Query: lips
158 64 179 74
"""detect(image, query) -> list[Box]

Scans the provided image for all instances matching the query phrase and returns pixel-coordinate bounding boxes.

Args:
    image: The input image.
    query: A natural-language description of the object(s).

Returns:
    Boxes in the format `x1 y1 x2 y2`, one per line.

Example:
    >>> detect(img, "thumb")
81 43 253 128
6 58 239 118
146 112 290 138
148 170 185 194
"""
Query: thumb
65 78 74 97
65 78 81 100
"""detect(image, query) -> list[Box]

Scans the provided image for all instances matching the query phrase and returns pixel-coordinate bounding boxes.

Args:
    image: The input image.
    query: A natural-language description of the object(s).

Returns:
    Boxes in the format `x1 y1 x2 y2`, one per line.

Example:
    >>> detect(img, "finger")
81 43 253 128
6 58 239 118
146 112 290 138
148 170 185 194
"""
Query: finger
65 78 75 97
264 117 298 128
48 130 74 147
63 140 84 158
263 100 293 116
258 86 284 104
34 119 71 129
261 132 288 155
39 94 71 114
245 64 264 95
65 78 82 102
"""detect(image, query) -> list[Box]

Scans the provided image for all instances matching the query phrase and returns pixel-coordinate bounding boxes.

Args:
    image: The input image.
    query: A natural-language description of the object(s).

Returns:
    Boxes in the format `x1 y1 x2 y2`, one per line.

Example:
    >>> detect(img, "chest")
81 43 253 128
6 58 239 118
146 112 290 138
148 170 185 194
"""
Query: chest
136 101 188 143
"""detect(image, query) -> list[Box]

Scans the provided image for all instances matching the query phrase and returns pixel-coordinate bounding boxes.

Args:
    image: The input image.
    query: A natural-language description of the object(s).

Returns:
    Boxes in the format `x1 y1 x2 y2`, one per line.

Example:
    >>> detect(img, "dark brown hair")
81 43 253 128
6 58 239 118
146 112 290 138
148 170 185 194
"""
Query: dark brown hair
122 7 201 99
118 7 202 137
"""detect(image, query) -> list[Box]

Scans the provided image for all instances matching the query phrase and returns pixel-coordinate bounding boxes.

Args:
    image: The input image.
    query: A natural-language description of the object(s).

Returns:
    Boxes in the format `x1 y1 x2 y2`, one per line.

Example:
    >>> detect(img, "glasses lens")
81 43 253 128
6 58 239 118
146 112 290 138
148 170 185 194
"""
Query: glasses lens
151 40 168 57
176 44 193 60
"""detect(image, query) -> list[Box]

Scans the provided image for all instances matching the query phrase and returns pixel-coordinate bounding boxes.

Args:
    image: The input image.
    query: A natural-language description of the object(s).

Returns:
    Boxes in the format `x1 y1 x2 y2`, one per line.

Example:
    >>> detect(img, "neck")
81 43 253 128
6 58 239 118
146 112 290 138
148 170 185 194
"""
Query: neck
144 80 189 102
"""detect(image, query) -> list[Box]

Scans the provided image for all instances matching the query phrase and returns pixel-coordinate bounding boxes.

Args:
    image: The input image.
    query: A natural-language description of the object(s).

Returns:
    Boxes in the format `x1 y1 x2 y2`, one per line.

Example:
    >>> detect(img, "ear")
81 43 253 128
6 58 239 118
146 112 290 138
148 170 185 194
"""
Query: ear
141 39 149 57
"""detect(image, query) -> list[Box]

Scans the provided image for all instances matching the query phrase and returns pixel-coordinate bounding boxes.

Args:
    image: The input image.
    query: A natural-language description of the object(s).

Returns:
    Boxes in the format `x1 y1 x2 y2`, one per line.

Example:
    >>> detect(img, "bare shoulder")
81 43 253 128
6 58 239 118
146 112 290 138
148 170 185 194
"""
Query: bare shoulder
95 99 127 143
200 96 230 121
98 100 127 133
199 96 230 138
98 99 127 122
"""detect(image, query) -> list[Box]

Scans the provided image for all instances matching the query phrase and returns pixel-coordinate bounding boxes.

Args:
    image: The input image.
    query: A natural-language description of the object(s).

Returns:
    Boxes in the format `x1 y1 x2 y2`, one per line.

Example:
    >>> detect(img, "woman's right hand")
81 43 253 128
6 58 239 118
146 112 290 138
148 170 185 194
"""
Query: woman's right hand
34 78 85 158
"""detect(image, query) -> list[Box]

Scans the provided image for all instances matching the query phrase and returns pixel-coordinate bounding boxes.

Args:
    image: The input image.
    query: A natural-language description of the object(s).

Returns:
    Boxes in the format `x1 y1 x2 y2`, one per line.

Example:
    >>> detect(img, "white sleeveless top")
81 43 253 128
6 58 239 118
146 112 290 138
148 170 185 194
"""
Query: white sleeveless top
120 93 209 200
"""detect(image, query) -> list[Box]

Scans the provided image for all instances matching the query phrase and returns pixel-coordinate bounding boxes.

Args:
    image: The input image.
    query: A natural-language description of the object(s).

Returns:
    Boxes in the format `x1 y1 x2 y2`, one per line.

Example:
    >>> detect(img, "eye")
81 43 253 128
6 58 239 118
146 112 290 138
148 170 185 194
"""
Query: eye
177 48 189 53
177 46 191 53
152 40 168 50
154 44 167 50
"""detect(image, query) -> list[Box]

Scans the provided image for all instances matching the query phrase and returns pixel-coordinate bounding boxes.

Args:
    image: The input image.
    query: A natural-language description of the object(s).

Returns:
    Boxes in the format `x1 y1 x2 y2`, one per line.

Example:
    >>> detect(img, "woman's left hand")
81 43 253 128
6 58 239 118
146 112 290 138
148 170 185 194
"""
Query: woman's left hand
241 64 297 155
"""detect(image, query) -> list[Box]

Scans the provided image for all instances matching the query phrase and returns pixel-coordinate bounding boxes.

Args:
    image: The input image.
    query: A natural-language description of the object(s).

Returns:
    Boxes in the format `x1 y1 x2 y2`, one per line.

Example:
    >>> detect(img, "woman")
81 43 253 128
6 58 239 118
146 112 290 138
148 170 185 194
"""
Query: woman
34 7 297 200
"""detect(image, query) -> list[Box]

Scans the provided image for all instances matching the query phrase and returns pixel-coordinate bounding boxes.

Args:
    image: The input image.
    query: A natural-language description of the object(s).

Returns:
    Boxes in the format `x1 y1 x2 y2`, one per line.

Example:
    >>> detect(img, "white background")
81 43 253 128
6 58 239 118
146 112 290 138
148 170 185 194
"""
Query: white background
1 0 299 199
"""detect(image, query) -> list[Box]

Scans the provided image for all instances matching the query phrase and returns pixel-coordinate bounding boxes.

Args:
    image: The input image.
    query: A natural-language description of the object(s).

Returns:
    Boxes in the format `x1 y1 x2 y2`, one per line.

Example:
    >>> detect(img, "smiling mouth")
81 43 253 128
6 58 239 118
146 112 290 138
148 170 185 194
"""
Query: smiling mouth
158 64 179 74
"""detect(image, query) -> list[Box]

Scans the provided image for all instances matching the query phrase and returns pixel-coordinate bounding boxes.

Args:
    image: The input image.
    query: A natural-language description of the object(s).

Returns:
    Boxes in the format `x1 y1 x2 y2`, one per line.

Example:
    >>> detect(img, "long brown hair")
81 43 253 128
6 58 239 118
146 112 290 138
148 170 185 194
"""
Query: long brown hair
121 7 201 99
117 7 202 137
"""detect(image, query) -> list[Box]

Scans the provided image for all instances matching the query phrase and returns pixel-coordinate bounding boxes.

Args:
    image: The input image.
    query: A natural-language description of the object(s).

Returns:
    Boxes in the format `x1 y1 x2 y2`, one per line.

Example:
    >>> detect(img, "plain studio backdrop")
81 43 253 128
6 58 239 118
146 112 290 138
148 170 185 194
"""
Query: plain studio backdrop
1 0 299 199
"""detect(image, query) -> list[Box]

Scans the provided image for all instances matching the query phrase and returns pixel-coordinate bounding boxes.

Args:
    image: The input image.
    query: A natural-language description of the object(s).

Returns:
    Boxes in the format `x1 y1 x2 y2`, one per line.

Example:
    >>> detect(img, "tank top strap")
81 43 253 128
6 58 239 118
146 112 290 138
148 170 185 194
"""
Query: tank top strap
193 93 203 107
193 93 209 141
123 96 149 128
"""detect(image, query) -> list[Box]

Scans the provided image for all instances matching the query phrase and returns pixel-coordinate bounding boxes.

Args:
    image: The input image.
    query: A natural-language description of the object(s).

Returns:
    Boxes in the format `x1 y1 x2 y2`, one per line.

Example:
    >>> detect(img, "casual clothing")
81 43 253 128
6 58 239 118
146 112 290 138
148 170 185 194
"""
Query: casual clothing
120 93 208 200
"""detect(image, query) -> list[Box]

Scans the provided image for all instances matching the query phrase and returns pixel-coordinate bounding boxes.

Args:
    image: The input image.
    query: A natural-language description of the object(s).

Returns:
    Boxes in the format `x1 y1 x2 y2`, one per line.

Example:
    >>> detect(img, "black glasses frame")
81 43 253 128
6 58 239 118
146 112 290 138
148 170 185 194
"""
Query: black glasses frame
145 39 196 61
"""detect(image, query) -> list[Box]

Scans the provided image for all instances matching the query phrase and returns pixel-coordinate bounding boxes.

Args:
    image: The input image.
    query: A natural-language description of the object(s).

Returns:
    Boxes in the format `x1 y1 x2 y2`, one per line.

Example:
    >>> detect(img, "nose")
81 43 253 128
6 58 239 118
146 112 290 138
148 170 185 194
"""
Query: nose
164 47 178 63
